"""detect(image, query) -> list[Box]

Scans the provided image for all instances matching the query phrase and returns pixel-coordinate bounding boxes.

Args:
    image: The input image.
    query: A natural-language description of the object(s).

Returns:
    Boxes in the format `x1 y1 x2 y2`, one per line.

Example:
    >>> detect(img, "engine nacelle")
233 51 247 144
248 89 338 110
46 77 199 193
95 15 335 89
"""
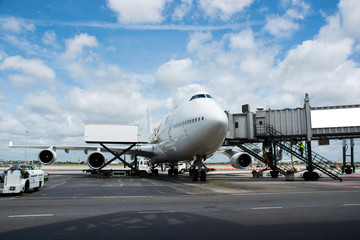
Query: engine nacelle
87 152 106 169
38 149 57 165
230 153 252 169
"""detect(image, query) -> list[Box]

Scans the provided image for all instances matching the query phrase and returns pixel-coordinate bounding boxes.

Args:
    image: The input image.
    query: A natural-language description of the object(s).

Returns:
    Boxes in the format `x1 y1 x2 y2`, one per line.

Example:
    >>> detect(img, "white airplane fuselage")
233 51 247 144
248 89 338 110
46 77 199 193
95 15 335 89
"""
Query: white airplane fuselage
144 94 228 164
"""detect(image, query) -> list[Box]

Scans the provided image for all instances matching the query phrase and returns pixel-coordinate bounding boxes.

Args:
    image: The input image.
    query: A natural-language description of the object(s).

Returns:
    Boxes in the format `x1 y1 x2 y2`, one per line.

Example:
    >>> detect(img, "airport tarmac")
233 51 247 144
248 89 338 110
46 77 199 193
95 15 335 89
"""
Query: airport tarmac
1 169 360 240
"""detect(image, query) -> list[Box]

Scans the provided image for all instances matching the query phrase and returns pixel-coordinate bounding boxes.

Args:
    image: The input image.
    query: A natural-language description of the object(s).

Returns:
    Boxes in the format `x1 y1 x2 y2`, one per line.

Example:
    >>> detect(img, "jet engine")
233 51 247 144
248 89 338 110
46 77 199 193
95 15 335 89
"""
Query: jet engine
38 148 57 165
230 152 252 169
87 152 106 169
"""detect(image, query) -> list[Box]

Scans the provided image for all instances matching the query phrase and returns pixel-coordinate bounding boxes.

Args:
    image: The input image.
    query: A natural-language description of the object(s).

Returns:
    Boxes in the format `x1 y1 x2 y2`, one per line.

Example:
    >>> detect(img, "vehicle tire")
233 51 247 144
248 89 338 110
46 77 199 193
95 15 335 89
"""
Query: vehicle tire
270 170 279 178
180 169 185 174
310 172 319 181
174 169 179 176
345 166 352 174
153 169 159 176
102 170 111 178
25 181 30 192
139 171 148 178
303 171 310 181
168 169 173 176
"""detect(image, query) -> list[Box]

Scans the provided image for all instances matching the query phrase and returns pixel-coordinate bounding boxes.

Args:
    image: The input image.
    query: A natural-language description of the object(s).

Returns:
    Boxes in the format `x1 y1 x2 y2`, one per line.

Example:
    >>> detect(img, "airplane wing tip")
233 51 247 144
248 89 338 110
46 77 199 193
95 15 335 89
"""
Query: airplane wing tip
8 141 13 147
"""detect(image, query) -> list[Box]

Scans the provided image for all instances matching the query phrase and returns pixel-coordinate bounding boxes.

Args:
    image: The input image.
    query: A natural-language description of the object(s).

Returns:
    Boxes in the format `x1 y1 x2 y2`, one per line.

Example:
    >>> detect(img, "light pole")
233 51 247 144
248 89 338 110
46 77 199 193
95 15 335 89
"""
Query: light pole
25 130 29 162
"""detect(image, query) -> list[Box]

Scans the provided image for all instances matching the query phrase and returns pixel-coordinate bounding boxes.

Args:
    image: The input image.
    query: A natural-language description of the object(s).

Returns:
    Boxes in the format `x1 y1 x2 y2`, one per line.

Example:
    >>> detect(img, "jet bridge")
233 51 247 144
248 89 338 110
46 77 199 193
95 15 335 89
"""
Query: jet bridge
225 94 360 181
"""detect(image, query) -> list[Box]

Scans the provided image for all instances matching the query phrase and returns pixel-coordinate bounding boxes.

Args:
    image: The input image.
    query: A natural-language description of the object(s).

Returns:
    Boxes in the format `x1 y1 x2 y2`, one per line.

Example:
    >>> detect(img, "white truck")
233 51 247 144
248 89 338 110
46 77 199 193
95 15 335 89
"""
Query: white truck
0 165 45 194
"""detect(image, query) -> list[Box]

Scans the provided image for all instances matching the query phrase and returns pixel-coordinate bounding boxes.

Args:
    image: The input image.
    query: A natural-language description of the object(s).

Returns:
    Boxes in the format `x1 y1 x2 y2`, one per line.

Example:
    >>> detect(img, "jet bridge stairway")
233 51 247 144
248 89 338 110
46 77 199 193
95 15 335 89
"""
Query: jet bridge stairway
237 143 294 177
265 125 343 182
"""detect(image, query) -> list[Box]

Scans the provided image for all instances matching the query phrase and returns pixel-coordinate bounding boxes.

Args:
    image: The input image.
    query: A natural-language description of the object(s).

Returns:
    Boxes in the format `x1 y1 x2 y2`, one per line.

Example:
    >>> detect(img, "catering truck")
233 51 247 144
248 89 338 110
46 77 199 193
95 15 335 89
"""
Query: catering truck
0 165 45 194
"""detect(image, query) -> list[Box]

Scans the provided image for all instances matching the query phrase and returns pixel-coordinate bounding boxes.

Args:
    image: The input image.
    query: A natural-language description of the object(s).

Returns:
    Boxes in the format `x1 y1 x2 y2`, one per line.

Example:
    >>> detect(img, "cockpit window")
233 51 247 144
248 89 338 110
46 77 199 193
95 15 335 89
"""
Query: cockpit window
190 94 213 101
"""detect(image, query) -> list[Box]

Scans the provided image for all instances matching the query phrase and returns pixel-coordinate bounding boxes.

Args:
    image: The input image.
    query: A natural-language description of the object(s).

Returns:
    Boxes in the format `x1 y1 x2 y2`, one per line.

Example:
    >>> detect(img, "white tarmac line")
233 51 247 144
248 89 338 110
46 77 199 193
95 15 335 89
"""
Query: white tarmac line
138 210 176 214
8 214 54 218
343 203 360 206
251 207 283 210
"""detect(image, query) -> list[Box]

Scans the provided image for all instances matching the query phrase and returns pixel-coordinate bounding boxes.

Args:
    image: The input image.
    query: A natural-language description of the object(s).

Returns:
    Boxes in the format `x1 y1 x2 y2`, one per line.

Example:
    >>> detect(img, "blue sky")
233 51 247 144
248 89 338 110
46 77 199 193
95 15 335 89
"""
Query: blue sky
1 0 359 162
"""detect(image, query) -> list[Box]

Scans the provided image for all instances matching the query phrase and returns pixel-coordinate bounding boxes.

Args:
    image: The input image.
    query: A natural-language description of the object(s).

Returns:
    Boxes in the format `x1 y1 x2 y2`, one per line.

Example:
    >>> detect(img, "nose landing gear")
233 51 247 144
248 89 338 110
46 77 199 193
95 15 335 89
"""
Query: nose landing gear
190 155 207 181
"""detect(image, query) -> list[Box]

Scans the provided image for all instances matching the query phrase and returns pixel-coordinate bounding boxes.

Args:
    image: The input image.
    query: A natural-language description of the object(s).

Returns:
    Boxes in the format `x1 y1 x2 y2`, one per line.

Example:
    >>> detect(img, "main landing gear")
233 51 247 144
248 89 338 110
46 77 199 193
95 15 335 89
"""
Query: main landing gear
168 163 179 176
190 156 207 182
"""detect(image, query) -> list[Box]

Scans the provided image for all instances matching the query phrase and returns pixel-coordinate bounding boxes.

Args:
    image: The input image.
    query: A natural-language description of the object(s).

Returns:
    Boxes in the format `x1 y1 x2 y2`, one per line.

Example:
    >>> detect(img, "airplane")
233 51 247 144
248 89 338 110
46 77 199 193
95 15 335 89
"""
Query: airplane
9 91 253 181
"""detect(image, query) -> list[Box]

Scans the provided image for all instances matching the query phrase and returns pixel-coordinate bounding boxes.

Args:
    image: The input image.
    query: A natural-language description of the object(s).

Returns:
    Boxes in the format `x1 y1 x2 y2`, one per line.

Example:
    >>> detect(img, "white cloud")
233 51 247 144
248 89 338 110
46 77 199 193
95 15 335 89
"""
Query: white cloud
155 58 196 90
0 56 57 88
273 11 360 106
263 15 299 38
107 0 166 24
229 28 256 51
339 0 360 39
61 33 98 60
0 16 35 33
23 91 60 115
199 0 253 20
42 30 57 46
172 0 193 21
263 0 309 38
186 32 224 62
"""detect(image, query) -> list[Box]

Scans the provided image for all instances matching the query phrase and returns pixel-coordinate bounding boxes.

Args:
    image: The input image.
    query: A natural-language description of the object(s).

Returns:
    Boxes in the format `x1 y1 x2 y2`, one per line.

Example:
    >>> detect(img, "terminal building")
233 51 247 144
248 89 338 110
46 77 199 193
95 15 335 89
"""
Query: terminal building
225 94 360 181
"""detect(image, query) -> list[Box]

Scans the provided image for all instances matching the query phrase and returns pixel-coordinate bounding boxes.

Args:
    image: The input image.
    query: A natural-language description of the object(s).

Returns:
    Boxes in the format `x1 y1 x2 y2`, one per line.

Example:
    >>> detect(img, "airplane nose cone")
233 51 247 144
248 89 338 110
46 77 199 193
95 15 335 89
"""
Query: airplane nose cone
207 107 228 138
197 105 228 154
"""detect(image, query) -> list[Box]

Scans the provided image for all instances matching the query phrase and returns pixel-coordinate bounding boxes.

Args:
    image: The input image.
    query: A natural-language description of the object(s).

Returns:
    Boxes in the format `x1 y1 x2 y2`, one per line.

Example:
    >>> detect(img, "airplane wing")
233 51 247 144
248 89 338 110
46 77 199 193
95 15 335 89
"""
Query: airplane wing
8 141 155 158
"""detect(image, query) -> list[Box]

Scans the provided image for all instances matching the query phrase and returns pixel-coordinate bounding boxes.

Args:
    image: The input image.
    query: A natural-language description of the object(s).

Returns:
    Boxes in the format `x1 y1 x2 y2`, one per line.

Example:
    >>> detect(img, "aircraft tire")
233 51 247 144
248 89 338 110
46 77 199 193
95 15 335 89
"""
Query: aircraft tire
200 170 206 181
192 170 199 181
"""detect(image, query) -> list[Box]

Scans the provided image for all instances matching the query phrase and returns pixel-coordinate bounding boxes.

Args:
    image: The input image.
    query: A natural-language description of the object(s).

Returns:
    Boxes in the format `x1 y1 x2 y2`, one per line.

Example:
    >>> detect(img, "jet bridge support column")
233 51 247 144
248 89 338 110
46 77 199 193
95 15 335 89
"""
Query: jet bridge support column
351 139 355 173
303 93 318 181
343 139 355 174
306 141 313 172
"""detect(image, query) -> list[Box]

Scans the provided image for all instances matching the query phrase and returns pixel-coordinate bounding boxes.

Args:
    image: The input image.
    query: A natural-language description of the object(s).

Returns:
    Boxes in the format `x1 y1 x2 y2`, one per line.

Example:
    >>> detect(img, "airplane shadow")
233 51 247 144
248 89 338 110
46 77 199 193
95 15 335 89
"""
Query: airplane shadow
2 210 360 240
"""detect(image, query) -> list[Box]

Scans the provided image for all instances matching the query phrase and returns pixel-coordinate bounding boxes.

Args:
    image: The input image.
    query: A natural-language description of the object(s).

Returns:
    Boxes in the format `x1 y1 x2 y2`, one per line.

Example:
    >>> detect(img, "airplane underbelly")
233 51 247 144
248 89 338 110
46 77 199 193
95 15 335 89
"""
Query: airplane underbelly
162 124 225 162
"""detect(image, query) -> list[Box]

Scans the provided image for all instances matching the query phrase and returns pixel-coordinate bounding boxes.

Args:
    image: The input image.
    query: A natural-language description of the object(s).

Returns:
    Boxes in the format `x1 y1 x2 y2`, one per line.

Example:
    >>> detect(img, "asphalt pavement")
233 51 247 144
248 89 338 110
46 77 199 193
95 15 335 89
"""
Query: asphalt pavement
1 171 360 240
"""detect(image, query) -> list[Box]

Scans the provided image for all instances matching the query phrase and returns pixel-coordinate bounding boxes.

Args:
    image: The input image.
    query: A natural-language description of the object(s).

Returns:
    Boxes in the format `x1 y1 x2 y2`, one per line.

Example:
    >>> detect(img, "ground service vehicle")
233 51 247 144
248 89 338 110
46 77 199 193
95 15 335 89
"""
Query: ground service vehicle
84 159 156 178
0 165 45 194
